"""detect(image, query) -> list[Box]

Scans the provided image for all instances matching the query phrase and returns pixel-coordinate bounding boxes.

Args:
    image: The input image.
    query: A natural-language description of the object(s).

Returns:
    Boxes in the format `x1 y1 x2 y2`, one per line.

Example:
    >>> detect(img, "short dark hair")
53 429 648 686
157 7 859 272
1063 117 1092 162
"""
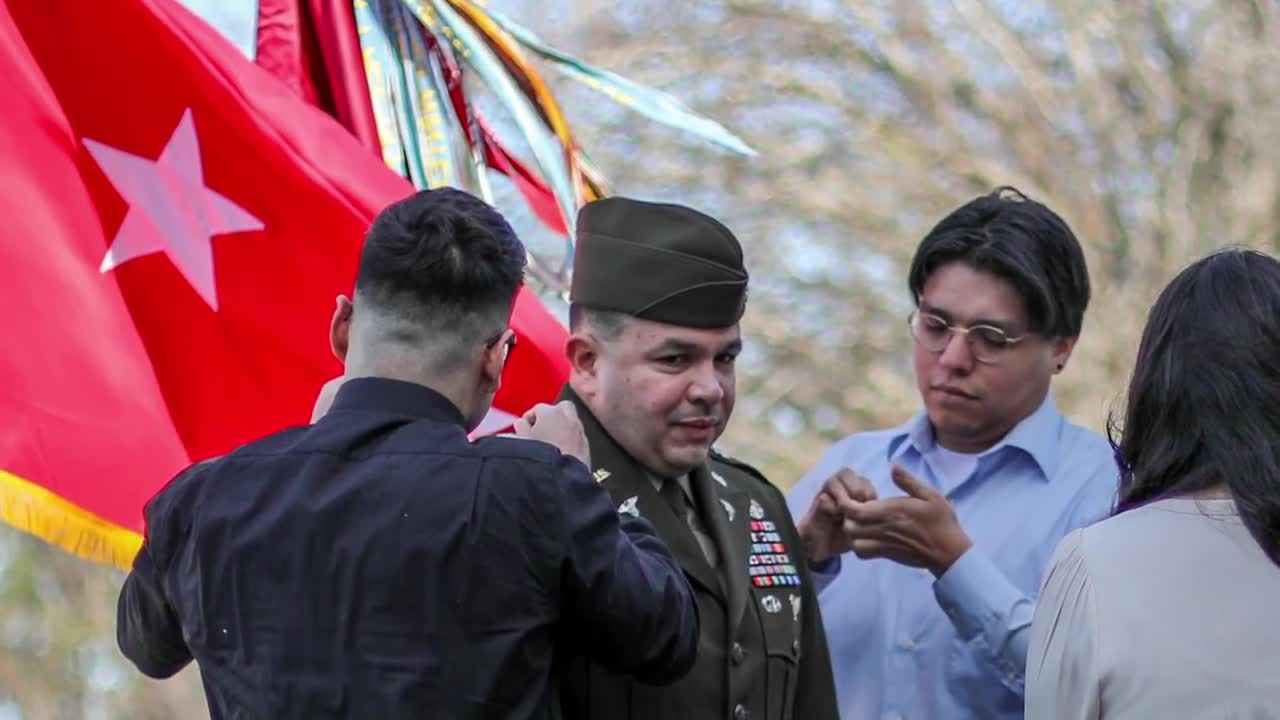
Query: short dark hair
568 303 631 343
356 188 525 361
1109 248 1280 567
907 187 1090 338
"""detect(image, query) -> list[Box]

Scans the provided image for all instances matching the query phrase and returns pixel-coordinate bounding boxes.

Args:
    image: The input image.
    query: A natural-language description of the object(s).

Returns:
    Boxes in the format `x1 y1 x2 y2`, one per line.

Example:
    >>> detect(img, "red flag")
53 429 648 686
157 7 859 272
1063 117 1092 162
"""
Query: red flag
0 0 569 569
255 0 383 156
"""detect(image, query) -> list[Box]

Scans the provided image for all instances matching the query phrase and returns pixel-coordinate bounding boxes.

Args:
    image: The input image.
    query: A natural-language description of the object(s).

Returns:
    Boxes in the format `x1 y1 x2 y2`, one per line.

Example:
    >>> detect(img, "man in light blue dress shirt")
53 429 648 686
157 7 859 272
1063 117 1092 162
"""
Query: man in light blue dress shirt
787 187 1118 720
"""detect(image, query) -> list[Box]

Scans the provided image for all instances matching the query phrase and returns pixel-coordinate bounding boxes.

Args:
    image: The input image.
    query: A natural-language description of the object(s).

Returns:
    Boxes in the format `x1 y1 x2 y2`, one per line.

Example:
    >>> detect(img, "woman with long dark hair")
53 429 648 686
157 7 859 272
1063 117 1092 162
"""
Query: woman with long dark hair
1027 248 1280 718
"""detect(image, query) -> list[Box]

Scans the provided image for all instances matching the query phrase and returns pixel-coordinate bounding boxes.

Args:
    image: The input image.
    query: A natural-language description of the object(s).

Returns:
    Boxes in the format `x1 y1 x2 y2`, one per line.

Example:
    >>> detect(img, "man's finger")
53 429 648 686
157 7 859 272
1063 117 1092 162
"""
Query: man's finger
891 464 937 501
835 469 877 503
823 474 858 516
850 537 888 561
843 514 896 538
816 492 838 516
524 402 552 423
844 499 894 525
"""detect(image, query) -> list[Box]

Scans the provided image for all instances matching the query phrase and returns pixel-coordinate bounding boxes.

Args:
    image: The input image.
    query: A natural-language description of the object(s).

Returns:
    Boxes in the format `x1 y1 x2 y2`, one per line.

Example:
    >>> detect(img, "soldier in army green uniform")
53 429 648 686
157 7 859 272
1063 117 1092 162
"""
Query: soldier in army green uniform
554 197 839 720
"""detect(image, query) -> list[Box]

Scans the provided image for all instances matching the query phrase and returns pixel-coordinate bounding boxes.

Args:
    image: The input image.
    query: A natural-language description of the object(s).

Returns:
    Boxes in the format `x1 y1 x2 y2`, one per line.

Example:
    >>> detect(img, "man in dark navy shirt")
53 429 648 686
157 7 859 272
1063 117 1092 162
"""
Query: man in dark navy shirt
115 188 699 719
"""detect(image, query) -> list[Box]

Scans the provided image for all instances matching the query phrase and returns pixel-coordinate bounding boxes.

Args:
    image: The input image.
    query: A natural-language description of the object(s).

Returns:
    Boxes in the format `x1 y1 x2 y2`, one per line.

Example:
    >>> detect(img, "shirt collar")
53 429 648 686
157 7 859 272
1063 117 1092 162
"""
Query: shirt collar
887 392 1062 480
327 376 467 428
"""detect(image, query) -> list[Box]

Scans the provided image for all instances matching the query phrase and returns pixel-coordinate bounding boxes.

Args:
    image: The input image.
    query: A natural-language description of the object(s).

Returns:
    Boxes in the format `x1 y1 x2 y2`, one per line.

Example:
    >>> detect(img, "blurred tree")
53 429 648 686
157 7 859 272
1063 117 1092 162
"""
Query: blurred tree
0 531 204 718
5 0 1279 715
509 0 1280 485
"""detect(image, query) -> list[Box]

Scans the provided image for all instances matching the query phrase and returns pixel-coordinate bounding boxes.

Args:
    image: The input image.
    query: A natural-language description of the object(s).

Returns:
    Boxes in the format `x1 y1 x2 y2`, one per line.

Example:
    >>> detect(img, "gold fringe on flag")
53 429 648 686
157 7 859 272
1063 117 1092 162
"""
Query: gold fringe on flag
0 469 142 571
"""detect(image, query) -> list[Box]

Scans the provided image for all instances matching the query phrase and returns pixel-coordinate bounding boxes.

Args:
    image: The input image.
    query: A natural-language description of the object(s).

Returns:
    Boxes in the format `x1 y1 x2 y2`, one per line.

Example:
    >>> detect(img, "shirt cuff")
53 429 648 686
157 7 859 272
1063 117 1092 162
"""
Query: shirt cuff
809 555 841 595
932 546 1022 641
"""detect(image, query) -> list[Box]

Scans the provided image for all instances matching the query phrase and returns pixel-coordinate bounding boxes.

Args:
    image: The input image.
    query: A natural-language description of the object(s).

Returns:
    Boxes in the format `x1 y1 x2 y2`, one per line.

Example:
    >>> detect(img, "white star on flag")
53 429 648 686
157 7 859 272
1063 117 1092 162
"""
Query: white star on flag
84 107 263 311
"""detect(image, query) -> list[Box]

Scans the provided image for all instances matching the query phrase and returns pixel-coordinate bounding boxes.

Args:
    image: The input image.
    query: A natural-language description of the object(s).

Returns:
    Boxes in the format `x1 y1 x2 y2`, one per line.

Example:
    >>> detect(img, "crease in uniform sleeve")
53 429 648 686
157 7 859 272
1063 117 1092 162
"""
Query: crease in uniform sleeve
1027 530 1102 720
932 545 1035 693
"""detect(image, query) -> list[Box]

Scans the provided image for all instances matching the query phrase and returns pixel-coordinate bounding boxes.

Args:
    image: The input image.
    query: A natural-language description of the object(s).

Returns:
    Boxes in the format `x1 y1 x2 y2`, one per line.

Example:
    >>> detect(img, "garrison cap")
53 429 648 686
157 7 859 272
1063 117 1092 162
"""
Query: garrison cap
570 196 748 328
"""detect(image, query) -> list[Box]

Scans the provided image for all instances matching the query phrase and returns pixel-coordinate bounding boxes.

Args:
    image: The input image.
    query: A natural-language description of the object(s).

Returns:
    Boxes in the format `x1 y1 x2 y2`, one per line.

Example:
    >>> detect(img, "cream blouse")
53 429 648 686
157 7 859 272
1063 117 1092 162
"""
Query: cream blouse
1027 498 1280 719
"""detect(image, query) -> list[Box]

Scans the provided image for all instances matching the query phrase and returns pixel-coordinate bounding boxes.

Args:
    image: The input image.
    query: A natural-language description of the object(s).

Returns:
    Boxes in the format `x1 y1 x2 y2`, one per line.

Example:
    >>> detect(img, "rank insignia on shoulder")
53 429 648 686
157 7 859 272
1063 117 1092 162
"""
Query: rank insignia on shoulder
617 496 639 517
711 471 728 487
593 468 612 483
719 498 736 522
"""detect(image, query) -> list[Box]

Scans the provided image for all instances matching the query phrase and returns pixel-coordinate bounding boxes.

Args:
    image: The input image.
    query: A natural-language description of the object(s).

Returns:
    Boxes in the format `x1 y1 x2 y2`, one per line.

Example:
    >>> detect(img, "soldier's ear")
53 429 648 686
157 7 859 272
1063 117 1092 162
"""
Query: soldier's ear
566 332 601 389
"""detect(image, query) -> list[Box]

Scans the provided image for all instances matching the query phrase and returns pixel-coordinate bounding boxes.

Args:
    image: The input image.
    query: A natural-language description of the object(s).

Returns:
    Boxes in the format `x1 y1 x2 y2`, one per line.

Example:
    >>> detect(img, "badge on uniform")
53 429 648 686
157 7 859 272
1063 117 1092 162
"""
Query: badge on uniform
617 496 639 518
748 497 801 588
789 594 801 622
761 595 783 614
712 471 728 487
719 498 736 522
593 468 612 483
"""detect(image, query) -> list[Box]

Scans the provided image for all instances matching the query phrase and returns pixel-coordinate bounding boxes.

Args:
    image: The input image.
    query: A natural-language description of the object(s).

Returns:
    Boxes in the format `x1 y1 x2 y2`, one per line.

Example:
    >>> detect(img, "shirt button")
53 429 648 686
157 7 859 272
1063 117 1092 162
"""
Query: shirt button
733 703 749 720
900 639 915 651
731 642 745 665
